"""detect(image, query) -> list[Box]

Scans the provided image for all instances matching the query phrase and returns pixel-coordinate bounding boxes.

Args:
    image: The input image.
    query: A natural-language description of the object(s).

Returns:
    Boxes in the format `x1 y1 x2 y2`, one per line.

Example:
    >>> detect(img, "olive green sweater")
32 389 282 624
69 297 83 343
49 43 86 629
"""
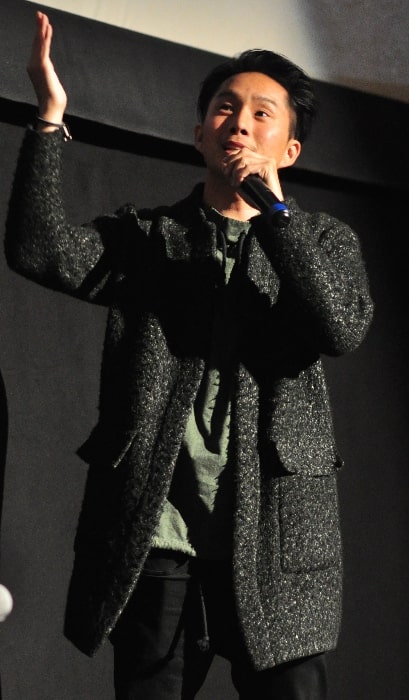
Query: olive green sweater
153 215 251 558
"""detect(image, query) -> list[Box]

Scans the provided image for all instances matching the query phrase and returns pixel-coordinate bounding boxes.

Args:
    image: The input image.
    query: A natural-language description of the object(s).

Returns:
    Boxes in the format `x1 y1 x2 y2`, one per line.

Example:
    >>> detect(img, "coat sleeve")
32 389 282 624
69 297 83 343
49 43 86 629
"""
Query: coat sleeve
256 204 374 356
5 128 144 305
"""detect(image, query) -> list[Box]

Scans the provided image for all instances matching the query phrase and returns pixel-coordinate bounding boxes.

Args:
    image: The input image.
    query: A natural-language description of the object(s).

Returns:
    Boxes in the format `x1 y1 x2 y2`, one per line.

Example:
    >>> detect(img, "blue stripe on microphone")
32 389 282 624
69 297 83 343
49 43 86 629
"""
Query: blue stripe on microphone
269 202 289 214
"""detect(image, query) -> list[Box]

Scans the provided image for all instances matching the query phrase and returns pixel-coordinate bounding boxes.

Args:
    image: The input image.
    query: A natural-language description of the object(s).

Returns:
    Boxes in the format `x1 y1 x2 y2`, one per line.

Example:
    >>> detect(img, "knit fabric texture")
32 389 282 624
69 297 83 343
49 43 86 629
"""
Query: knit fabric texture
5 128 374 669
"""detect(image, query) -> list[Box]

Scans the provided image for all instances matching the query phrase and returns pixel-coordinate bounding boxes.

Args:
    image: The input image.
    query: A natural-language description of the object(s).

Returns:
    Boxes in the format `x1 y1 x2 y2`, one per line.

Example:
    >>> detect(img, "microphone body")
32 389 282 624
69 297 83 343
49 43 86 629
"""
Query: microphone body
239 175 291 227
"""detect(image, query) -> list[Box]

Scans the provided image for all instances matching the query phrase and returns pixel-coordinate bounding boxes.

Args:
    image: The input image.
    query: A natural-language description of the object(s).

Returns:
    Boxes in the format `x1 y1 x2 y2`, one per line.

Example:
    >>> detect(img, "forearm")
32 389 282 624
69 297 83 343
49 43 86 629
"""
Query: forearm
258 208 374 355
5 127 107 298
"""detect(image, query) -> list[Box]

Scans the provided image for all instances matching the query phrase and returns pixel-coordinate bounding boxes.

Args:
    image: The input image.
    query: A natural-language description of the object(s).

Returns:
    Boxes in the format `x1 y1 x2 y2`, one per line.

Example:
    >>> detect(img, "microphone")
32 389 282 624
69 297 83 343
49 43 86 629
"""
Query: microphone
239 175 291 227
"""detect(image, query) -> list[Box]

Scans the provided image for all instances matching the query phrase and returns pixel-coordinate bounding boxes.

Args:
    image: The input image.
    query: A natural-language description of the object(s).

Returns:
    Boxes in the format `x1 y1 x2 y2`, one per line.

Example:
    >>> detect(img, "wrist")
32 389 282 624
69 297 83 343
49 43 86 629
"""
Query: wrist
37 109 65 123
37 97 66 124
35 115 72 141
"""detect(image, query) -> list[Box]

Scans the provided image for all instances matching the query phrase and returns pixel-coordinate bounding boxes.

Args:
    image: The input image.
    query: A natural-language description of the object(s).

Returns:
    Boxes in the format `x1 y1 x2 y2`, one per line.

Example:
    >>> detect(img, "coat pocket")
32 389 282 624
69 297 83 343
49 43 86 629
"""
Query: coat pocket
279 473 341 573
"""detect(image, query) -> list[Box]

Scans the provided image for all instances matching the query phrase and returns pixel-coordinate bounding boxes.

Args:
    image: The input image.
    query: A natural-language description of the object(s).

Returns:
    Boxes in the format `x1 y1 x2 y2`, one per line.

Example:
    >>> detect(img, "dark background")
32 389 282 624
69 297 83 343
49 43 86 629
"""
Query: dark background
0 1 408 698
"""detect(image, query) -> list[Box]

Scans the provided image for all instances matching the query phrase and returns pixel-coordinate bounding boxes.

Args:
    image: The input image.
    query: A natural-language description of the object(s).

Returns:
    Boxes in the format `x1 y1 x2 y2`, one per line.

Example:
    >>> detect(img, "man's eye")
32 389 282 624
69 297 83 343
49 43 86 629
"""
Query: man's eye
219 103 233 112
255 110 269 117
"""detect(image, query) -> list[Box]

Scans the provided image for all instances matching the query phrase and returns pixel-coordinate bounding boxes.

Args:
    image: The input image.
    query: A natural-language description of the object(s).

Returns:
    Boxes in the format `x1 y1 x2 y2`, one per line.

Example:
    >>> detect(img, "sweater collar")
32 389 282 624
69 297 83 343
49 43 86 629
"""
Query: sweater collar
160 183 258 262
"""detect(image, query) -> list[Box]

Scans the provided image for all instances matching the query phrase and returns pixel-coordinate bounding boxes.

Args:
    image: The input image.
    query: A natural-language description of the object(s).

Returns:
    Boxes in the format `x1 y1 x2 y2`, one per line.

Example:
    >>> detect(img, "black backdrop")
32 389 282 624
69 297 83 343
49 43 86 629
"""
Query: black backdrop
0 2 408 699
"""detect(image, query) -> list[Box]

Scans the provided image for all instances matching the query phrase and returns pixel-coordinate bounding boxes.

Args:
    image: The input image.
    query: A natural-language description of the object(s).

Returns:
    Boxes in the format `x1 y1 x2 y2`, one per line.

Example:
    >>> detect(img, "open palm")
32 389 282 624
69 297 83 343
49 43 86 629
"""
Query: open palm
27 12 67 122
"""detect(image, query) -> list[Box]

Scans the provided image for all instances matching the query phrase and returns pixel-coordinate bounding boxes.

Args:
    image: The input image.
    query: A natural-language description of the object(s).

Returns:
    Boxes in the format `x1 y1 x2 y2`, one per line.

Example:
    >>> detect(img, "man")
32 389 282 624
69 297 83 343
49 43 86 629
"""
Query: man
5 11 373 700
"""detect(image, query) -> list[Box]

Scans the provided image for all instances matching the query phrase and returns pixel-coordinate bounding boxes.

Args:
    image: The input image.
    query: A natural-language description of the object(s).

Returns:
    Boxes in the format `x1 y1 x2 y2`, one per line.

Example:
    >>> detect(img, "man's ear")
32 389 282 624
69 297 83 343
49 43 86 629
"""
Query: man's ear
279 139 301 169
194 124 203 152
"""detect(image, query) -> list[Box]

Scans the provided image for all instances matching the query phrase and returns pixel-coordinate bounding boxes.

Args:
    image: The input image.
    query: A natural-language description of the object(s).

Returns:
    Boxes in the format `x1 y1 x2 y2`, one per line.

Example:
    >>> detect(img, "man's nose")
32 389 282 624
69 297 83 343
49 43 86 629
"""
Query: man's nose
229 108 249 134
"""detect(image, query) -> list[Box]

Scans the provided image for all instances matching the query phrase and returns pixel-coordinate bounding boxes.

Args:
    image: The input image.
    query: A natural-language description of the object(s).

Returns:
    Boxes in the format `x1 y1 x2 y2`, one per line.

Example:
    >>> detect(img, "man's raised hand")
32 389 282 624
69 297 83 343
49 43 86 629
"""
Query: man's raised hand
27 12 67 125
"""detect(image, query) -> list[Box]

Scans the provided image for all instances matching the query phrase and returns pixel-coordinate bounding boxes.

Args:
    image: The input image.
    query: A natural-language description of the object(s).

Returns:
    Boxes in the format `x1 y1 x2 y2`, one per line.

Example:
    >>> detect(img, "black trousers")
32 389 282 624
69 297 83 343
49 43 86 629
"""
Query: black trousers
110 550 328 700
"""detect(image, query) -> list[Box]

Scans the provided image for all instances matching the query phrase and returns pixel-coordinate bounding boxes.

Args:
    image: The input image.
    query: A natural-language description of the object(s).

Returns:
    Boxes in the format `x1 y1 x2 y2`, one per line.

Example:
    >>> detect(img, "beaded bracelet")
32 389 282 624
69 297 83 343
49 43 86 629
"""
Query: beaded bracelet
36 115 72 142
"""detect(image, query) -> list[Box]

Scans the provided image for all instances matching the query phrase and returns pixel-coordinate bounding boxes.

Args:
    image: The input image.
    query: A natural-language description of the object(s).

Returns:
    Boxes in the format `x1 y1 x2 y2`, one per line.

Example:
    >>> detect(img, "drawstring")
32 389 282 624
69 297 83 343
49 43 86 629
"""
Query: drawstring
236 230 246 265
158 571 211 661
217 228 247 268
217 228 228 270
196 578 210 652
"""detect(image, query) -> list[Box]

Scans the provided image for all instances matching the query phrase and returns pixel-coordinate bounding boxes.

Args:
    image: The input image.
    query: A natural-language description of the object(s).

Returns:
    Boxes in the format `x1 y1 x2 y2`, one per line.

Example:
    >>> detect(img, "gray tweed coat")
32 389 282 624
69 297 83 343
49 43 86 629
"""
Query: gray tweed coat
5 129 373 669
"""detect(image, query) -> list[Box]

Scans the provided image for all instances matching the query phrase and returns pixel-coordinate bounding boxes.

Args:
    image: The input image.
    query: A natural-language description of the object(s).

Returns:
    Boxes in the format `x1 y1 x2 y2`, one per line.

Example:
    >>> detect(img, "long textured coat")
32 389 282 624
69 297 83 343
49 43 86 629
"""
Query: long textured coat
5 129 373 669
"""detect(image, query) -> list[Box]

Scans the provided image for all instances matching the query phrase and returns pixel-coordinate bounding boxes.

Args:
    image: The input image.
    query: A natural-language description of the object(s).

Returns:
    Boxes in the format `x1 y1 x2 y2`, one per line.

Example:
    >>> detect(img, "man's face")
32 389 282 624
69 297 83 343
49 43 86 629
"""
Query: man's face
195 71 301 181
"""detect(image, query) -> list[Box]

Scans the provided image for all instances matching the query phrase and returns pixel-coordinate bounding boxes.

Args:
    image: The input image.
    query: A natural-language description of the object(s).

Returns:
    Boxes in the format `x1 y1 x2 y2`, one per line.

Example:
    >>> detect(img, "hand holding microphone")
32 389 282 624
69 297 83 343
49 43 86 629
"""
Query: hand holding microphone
239 175 290 227
222 147 291 227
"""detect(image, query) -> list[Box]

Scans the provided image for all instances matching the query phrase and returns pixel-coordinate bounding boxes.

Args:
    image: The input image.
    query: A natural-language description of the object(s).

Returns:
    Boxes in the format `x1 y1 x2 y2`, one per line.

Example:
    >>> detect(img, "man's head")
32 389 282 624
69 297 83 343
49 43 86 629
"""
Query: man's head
197 49 317 144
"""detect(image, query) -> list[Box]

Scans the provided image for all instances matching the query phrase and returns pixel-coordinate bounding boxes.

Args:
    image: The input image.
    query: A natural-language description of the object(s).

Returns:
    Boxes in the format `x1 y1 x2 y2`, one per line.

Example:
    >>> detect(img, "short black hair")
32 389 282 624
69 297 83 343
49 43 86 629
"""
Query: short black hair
197 49 317 144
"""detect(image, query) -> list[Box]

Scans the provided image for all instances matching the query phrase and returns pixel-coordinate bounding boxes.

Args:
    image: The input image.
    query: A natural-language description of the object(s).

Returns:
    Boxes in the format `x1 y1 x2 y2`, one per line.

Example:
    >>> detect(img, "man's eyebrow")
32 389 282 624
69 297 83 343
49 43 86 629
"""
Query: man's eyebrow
252 94 279 108
214 89 279 108
214 89 236 100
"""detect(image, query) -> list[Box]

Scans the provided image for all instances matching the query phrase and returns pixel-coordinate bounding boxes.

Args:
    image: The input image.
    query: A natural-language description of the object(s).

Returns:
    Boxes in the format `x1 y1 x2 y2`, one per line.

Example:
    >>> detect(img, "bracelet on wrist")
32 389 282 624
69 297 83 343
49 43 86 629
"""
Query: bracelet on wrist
36 115 72 142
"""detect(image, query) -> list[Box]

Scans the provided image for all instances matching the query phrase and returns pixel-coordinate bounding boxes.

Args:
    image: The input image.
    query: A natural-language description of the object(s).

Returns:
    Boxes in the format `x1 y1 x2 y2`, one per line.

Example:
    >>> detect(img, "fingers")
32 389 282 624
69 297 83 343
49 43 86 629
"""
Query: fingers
29 12 52 68
42 14 53 56
222 149 284 200
27 11 67 123
222 149 273 187
222 152 252 187
223 153 248 184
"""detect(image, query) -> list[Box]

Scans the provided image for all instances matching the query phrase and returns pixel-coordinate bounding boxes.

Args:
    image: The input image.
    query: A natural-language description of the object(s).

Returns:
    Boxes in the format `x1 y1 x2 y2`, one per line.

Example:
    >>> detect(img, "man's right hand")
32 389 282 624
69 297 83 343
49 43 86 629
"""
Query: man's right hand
27 11 67 126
